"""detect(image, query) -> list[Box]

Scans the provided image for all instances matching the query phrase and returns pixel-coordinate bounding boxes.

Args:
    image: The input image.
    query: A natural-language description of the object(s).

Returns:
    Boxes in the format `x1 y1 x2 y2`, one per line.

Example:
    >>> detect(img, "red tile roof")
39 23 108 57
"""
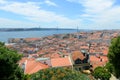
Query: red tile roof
102 49 108 55
51 57 72 67
50 53 60 58
19 58 49 74
72 51 85 61
24 38 40 42
90 55 108 69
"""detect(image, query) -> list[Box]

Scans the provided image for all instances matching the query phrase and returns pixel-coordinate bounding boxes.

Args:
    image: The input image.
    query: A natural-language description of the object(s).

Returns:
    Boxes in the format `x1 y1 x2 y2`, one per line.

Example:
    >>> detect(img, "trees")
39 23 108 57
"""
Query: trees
0 42 25 80
93 66 111 80
108 36 120 78
31 67 90 80
105 62 114 74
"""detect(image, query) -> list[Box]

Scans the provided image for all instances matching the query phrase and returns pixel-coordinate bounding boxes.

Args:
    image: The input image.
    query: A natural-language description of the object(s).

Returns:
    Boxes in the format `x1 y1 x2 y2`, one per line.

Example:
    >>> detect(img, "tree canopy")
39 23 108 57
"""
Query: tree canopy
93 66 111 80
108 36 120 78
0 42 25 80
31 67 90 80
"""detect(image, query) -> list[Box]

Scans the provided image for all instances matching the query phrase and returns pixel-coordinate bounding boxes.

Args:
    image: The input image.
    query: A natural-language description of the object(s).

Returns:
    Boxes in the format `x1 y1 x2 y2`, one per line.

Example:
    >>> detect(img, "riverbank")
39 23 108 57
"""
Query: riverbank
0 29 78 43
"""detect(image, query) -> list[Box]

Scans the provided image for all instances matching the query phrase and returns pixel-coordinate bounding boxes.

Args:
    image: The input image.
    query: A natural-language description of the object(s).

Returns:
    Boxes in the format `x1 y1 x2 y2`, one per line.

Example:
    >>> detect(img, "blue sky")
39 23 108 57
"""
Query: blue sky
0 0 120 29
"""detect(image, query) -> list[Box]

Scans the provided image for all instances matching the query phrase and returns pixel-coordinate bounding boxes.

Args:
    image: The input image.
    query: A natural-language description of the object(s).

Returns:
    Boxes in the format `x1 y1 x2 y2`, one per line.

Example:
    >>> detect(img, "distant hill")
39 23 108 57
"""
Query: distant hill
0 28 75 32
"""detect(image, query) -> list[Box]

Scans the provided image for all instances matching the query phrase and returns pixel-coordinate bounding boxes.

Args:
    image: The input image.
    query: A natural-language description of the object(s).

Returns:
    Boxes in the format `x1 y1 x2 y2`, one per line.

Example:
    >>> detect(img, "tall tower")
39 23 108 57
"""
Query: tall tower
57 26 58 30
77 26 79 32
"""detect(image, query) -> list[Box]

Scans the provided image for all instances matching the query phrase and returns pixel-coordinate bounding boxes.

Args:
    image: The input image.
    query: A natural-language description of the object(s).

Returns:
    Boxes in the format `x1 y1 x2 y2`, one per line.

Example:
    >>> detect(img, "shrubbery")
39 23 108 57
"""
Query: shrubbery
31 67 90 80
93 66 111 80
0 42 25 80
108 36 120 78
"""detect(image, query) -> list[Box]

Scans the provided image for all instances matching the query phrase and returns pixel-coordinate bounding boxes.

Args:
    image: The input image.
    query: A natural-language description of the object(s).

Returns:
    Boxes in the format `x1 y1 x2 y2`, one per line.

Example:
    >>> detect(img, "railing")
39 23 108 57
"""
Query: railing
73 63 90 67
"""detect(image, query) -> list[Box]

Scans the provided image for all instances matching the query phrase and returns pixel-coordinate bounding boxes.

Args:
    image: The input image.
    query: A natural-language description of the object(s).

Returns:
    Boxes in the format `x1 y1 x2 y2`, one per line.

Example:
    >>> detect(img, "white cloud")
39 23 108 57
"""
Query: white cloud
0 0 82 28
0 0 120 29
82 0 114 13
45 0 58 7
67 0 120 29
0 0 6 4
0 18 38 28
67 0 115 14
0 2 40 16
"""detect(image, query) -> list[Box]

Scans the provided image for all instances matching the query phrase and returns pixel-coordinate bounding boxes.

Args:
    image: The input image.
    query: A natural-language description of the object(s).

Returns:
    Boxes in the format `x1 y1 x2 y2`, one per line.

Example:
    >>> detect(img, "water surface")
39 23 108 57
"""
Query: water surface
0 30 77 43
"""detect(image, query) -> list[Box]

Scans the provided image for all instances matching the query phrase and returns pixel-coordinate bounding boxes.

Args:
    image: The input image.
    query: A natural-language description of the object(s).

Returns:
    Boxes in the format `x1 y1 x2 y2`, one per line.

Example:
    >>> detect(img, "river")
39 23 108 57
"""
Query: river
0 30 78 43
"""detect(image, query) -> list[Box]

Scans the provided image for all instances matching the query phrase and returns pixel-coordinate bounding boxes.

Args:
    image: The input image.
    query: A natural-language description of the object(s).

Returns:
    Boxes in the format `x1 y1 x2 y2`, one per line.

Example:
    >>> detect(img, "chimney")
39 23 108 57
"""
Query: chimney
24 60 27 74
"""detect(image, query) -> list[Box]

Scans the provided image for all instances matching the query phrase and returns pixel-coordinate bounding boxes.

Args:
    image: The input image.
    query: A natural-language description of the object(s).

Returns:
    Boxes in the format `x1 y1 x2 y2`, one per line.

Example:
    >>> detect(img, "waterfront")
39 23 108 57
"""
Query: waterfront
0 30 77 43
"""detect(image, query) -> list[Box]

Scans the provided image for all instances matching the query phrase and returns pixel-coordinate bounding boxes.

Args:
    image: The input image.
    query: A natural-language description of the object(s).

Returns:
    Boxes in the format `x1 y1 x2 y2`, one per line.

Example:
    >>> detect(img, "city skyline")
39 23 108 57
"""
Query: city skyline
0 0 120 29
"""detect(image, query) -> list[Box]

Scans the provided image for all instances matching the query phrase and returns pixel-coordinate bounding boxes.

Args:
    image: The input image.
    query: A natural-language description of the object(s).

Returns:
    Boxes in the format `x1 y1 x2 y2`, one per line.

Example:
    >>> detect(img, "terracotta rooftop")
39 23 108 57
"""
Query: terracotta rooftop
19 58 49 74
102 49 108 55
72 51 85 61
51 57 72 67
50 53 60 58
90 55 108 69
24 38 40 42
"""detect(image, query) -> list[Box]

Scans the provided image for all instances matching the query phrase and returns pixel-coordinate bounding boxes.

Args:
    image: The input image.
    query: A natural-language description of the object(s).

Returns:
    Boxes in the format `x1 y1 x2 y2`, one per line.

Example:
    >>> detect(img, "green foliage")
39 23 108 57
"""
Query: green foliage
93 67 111 80
108 36 120 78
0 42 25 80
0 42 4 46
105 62 114 74
24 74 31 80
31 67 90 80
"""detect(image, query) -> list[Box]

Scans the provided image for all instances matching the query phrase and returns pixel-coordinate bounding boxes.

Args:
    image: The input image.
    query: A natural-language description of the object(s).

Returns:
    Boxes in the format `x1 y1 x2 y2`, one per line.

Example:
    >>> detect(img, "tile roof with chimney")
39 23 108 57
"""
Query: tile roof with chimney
19 58 49 74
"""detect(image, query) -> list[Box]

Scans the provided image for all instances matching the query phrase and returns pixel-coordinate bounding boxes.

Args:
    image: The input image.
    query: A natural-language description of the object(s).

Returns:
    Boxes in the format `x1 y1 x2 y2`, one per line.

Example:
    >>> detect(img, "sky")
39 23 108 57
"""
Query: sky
0 0 120 29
